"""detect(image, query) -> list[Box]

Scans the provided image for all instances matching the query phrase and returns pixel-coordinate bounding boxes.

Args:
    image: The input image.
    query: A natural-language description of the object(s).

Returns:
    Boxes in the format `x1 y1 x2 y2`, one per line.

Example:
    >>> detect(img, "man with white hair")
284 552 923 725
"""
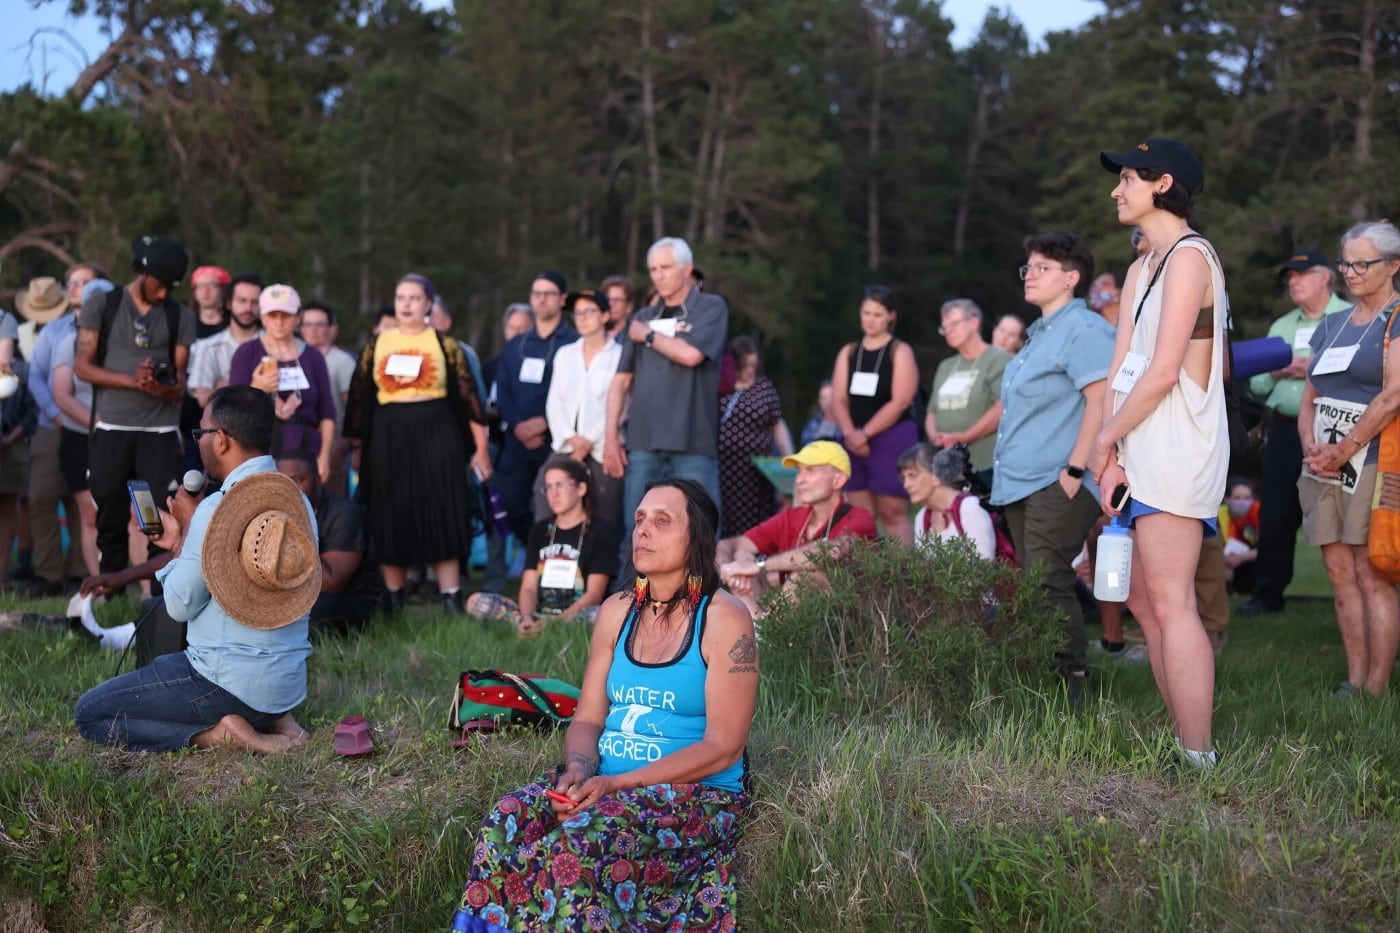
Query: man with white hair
604 237 729 546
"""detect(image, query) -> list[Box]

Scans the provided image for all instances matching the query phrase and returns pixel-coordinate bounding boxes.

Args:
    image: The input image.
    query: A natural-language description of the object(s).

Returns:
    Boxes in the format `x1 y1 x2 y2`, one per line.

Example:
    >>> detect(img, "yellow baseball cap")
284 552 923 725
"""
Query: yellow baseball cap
782 440 851 477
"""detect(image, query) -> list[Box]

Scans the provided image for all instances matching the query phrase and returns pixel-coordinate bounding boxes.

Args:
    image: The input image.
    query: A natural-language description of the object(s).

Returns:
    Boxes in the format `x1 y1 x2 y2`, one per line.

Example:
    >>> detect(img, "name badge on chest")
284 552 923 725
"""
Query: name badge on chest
384 353 422 378
520 356 547 384
1312 344 1358 376
540 557 579 590
1293 325 1317 354
278 366 311 392
849 371 880 398
1110 351 1148 394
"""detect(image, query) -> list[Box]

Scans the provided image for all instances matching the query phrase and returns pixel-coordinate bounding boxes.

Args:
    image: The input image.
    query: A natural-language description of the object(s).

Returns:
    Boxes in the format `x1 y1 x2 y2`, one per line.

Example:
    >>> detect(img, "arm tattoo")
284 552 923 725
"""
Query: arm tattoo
728 634 757 665
727 665 758 675
567 751 599 778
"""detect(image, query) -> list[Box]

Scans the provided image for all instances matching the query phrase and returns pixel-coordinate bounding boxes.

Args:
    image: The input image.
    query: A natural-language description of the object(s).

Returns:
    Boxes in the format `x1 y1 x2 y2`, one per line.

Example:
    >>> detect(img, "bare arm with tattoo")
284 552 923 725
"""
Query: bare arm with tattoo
557 591 757 814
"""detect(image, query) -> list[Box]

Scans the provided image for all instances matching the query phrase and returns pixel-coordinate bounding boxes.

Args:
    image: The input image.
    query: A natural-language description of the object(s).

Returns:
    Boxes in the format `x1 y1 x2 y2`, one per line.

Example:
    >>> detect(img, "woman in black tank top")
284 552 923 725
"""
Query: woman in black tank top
830 286 920 545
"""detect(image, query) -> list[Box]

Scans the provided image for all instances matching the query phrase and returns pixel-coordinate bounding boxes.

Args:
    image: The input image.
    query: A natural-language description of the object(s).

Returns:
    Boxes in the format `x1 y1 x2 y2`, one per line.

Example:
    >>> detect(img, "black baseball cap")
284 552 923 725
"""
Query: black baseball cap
131 235 190 287
1100 138 1204 193
1277 249 1332 279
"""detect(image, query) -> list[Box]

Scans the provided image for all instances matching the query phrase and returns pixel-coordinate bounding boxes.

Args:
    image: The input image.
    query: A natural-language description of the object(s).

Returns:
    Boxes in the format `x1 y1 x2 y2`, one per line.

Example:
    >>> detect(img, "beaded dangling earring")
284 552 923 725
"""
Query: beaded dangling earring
686 574 702 612
632 575 650 611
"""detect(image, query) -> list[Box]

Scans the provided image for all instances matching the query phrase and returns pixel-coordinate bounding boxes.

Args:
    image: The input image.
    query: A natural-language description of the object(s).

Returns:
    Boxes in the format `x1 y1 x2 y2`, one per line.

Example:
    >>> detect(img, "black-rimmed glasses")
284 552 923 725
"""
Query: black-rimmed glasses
1335 257 1393 276
191 427 223 442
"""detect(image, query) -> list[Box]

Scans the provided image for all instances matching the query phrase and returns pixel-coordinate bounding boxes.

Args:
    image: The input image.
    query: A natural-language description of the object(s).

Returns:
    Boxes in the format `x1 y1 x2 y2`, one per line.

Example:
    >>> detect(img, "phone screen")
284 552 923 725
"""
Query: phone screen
127 481 163 536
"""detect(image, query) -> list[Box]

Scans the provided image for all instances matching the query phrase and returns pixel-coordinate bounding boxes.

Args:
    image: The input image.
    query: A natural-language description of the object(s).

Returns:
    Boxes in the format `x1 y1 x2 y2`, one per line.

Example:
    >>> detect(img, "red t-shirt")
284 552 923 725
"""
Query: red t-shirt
743 503 879 554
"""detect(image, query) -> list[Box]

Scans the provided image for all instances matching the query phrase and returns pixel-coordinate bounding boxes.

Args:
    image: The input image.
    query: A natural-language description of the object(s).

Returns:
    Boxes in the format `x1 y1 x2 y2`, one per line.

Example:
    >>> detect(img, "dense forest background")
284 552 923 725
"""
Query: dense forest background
2 0 1397 417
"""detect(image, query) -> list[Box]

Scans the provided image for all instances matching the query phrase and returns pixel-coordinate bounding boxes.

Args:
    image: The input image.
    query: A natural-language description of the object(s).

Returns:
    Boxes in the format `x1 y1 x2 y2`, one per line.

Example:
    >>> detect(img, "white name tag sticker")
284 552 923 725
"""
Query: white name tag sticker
936 370 977 409
648 318 677 338
1312 344 1358 376
540 557 579 590
1110 352 1148 394
849 371 879 397
278 366 311 392
519 356 547 384
384 353 422 378
1293 326 1316 353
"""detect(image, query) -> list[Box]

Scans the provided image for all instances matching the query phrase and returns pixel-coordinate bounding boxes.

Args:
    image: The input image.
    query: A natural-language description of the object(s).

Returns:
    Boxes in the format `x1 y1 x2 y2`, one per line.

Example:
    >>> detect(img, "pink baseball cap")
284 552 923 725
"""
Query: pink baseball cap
259 283 301 316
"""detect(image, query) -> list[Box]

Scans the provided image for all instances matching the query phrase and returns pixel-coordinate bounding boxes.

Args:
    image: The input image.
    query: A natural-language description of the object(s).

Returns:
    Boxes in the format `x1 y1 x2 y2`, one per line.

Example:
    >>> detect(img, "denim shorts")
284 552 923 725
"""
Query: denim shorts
74 652 286 752
1122 498 1219 538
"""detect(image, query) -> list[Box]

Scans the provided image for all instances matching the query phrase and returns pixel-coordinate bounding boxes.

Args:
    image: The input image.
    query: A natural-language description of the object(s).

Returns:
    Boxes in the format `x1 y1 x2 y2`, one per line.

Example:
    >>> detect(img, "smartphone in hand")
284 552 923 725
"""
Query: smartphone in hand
1110 483 1131 513
127 480 163 537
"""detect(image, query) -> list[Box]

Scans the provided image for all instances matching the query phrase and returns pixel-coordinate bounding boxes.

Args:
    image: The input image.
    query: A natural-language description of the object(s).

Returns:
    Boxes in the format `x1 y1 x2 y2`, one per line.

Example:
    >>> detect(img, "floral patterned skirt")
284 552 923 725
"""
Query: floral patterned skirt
450 767 748 932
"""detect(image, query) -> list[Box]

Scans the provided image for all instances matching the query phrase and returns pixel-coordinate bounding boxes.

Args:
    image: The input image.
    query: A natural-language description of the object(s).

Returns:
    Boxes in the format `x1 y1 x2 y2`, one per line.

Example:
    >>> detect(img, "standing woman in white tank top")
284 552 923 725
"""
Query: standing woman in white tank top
1089 139 1228 770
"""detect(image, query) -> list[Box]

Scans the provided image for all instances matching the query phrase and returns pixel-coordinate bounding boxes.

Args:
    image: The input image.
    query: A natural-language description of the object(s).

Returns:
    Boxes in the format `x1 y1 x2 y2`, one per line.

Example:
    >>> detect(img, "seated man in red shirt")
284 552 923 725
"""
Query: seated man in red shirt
717 440 878 616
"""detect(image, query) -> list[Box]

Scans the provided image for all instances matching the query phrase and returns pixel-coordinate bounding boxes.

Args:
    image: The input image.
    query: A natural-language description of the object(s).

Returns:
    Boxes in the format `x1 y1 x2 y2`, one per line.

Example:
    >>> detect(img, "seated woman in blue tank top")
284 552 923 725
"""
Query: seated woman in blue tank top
451 478 758 933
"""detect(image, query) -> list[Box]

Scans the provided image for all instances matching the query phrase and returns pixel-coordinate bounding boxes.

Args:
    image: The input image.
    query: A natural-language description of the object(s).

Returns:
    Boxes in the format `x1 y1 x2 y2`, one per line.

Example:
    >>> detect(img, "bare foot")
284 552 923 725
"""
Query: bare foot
192 714 294 754
270 713 310 748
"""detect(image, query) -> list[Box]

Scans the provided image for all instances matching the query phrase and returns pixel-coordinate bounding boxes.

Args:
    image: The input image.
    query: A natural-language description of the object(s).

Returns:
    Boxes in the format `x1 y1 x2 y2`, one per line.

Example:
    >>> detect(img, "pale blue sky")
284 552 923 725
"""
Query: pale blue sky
2 1 1103 95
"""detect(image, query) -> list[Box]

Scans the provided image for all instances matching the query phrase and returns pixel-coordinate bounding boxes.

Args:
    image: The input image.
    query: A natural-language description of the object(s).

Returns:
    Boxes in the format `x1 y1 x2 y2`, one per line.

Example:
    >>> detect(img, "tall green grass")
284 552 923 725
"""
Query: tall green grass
1 571 1397 931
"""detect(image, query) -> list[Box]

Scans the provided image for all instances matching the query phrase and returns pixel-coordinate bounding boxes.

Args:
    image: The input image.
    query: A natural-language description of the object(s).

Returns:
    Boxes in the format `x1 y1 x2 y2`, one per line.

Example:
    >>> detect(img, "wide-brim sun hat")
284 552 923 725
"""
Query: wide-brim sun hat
202 472 321 630
15 276 69 324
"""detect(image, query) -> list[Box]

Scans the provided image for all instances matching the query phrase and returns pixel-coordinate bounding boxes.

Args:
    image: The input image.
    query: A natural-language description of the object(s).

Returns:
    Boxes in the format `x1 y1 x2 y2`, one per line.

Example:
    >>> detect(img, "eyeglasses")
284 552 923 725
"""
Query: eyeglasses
1019 263 1067 281
133 317 151 349
1335 257 1393 276
530 289 561 299
191 427 224 442
938 316 972 337
572 307 601 317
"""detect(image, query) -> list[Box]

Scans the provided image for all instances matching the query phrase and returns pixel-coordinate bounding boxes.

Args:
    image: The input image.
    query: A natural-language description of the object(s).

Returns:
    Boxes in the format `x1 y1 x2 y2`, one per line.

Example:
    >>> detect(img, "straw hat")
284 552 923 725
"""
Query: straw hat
15 277 69 324
201 472 321 630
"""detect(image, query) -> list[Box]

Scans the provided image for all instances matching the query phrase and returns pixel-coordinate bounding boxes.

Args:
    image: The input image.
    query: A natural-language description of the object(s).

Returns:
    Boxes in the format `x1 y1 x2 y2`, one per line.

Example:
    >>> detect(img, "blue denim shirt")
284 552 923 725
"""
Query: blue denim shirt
991 299 1115 506
27 312 76 426
157 455 314 713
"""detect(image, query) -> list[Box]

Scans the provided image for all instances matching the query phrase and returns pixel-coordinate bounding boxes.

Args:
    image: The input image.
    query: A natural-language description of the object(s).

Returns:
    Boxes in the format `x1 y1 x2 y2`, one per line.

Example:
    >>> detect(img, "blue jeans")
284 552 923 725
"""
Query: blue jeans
74 652 286 752
619 451 721 566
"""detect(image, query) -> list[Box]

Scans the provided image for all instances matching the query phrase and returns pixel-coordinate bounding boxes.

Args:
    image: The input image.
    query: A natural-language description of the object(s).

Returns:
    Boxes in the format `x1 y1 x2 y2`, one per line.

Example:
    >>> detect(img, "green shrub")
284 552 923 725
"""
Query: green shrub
758 538 1062 727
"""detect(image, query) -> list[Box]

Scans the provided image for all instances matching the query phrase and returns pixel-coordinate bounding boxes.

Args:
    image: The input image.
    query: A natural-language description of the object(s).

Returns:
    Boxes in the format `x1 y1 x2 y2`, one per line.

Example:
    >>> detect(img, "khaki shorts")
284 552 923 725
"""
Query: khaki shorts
1299 462 1376 547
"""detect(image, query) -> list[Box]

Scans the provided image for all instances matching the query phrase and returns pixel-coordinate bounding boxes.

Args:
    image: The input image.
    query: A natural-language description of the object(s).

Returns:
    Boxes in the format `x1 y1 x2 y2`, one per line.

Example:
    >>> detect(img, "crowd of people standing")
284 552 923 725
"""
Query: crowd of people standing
3 133 1398 932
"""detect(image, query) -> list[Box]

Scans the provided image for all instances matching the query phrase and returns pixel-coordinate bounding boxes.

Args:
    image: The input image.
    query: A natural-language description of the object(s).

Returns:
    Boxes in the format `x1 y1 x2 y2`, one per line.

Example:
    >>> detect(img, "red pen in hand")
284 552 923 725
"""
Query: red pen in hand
545 790 576 807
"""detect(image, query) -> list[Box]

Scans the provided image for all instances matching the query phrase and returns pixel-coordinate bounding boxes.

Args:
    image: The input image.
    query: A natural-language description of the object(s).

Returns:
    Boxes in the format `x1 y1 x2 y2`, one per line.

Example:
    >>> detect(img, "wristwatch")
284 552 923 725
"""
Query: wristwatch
645 331 656 349
1063 464 1086 479
755 554 767 573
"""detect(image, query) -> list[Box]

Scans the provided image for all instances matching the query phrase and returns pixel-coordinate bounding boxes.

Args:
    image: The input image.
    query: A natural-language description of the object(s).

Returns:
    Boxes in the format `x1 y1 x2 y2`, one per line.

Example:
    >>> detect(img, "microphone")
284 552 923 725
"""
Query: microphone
182 469 207 496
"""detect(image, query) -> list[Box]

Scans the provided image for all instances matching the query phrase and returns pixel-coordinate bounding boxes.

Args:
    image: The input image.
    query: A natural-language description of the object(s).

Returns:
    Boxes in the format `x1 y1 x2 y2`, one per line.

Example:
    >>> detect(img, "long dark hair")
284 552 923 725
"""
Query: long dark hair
641 477 721 599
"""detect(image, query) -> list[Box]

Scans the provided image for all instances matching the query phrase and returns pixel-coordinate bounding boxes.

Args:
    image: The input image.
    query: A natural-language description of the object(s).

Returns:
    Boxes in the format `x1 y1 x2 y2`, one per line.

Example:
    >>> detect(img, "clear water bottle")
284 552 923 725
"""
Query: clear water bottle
1094 515 1133 602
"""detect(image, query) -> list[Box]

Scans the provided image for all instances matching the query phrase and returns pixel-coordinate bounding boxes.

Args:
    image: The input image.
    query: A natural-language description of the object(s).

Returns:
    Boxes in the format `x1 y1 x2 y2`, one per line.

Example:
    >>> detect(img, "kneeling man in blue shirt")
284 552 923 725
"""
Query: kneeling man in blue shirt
74 385 320 754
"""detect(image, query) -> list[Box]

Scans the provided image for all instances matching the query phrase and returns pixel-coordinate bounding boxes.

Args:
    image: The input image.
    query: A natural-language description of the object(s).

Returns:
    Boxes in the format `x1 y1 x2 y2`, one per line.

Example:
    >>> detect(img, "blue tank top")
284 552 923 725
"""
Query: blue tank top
597 594 745 793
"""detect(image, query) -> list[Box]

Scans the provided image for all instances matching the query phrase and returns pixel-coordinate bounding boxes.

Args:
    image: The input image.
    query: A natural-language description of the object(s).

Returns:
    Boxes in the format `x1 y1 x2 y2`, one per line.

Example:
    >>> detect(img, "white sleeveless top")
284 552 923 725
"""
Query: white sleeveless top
1115 237 1229 519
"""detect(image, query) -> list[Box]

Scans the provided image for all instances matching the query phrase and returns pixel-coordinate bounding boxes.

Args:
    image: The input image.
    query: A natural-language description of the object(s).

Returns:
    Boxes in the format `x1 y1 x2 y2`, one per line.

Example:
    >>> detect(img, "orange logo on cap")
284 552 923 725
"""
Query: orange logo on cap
1137 143 1150 151
1291 254 1308 262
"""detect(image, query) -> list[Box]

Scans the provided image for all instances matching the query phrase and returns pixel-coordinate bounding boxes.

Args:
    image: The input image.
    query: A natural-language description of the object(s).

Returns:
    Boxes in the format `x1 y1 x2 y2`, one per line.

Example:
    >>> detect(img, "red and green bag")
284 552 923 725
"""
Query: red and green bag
448 669 580 730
